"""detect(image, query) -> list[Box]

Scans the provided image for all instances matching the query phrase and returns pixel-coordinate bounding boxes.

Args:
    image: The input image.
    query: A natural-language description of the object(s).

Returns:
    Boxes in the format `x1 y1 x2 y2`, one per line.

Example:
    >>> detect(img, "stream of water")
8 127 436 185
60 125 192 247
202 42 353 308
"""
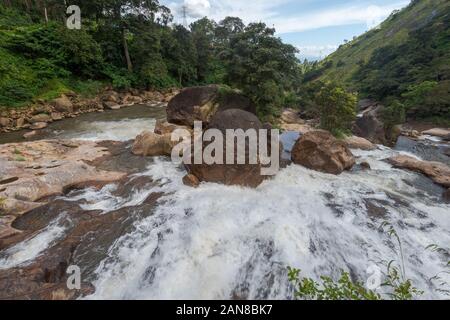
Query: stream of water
0 107 449 299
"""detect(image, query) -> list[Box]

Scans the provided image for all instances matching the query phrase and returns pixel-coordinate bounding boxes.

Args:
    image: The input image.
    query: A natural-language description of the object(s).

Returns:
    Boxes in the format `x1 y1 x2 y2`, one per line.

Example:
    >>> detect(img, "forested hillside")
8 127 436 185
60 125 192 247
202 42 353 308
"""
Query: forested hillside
306 0 450 122
0 1 299 120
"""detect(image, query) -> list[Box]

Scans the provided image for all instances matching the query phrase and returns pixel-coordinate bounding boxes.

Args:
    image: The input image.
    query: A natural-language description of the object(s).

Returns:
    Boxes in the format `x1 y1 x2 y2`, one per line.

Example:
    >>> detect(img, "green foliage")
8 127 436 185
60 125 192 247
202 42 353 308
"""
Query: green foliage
306 0 450 122
288 268 381 300
288 222 428 301
222 22 299 120
316 82 357 136
382 99 406 130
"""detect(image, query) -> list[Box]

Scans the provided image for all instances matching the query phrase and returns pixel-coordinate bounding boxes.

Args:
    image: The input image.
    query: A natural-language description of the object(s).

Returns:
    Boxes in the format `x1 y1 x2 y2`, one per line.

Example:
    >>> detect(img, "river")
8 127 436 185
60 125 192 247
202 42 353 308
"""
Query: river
0 105 449 299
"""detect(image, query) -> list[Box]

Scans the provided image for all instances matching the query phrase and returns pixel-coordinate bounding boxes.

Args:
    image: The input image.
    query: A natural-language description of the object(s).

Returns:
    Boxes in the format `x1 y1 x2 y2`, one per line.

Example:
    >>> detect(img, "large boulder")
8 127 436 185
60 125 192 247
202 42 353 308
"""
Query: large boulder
132 131 175 157
0 117 12 128
30 113 52 123
353 105 385 144
184 109 275 188
53 95 73 113
344 136 377 150
388 155 450 188
291 130 355 175
166 85 256 127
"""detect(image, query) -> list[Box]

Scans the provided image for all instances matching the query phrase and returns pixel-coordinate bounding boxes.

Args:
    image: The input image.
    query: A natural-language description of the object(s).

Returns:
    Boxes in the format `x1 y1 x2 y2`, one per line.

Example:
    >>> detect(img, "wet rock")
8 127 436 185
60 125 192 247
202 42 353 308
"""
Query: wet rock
154 120 192 135
360 161 371 170
353 105 385 144
344 136 376 150
0 117 12 127
183 174 200 188
443 188 450 203
102 90 119 103
53 95 73 113
0 216 21 239
185 109 273 188
281 123 313 134
279 108 312 133
16 117 26 128
401 129 420 139
167 85 256 127
365 199 389 219
103 101 121 110
51 112 63 121
23 130 38 139
30 122 48 130
292 130 355 175
0 140 127 219
422 128 450 141
353 104 400 146
132 131 174 157
31 114 52 123
388 155 450 188
281 108 305 125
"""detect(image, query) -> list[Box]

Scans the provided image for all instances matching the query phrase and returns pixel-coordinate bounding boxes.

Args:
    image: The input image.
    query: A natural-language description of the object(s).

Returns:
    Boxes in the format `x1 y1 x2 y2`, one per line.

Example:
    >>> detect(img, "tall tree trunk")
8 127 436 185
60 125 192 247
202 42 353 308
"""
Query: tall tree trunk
44 7 49 24
122 28 133 72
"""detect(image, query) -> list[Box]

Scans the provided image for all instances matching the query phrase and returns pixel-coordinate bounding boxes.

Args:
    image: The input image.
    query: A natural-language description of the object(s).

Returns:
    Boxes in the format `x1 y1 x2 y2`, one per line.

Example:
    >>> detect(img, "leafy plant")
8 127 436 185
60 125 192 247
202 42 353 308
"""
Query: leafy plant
288 267 381 300
289 222 428 300
316 81 357 137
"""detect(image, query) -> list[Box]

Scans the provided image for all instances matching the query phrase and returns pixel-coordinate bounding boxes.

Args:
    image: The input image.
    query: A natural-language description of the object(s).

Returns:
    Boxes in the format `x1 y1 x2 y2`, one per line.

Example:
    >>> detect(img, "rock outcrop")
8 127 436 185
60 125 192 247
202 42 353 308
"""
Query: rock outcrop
291 130 355 175
422 128 450 141
131 131 175 157
388 155 450 188
279 108 313 133
0 140 127 239
184 109 275 188
53 95 74 113
353 104 386 144
166 85 256 127
353 103 400 146
344 136 377 150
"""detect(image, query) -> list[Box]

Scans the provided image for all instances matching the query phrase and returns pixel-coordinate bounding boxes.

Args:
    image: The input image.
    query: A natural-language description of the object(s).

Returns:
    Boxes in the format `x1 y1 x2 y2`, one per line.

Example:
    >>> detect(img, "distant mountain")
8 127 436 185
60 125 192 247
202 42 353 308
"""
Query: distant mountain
309 0 450 121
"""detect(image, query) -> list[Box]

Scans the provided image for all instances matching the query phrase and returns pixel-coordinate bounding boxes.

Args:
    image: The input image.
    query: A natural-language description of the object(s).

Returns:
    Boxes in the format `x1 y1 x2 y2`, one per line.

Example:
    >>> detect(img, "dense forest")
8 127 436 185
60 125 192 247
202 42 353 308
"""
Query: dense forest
0 0 300 120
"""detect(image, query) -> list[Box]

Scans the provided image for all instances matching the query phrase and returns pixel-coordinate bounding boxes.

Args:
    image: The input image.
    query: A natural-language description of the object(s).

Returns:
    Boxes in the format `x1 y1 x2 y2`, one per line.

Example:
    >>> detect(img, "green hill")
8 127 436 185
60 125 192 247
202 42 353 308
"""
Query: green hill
310 0 450 122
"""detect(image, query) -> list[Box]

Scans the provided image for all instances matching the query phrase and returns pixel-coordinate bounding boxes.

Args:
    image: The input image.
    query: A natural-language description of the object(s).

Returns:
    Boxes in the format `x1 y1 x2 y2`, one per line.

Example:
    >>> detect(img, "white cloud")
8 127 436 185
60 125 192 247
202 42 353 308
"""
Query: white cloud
183 0 211 18
271 2 410 33
297 45 339 59
165 0 409 33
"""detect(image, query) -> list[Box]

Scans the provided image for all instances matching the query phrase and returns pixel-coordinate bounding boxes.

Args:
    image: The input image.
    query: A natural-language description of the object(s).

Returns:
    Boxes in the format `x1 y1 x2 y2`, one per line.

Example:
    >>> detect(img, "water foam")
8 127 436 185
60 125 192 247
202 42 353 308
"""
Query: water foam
0 215 70 270
85 151 450 300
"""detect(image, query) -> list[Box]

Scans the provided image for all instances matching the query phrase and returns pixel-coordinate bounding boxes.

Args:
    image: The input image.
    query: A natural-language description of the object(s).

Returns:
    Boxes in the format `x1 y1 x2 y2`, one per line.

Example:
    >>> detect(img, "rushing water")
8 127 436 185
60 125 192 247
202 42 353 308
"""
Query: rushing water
0 109 449 299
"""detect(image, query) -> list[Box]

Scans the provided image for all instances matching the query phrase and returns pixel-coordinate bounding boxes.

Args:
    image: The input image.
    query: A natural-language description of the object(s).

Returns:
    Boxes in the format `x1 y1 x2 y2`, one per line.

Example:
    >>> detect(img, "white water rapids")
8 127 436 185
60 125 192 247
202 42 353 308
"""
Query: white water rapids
0 117 449 300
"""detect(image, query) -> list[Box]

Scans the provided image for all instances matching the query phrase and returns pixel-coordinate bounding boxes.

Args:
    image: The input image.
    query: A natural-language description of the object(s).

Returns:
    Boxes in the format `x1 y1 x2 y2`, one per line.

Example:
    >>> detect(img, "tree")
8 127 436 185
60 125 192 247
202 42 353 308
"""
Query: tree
315 81 357 136
161 25 197 86
190 17 217 84
222 22 299 120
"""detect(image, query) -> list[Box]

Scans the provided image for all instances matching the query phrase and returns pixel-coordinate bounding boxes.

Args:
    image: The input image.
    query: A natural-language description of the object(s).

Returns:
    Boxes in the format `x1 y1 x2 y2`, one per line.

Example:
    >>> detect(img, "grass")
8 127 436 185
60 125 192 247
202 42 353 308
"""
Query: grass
12 148 22 155
14 155 26 162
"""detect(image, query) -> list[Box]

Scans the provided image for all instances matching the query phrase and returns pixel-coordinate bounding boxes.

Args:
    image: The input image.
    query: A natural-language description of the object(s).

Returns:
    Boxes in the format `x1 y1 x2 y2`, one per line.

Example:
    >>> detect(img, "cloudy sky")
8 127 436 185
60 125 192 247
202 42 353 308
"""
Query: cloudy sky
161 0 411 60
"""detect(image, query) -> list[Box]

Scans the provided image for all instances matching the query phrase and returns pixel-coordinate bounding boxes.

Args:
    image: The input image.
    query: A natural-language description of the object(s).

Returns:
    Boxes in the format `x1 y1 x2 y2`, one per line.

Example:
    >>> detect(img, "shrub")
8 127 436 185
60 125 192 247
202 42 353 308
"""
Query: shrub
316 81 357 137
382 99 406 130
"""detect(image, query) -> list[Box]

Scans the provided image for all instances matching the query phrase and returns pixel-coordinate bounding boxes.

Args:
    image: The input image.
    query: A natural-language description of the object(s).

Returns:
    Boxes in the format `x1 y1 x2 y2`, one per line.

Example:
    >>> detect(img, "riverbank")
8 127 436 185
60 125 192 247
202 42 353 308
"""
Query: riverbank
0 88 178 134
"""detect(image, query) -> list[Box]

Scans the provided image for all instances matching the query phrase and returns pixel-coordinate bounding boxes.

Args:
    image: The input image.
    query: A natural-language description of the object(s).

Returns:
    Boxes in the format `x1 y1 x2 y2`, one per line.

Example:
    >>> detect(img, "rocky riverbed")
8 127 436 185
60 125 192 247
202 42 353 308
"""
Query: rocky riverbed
0 90 449 300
